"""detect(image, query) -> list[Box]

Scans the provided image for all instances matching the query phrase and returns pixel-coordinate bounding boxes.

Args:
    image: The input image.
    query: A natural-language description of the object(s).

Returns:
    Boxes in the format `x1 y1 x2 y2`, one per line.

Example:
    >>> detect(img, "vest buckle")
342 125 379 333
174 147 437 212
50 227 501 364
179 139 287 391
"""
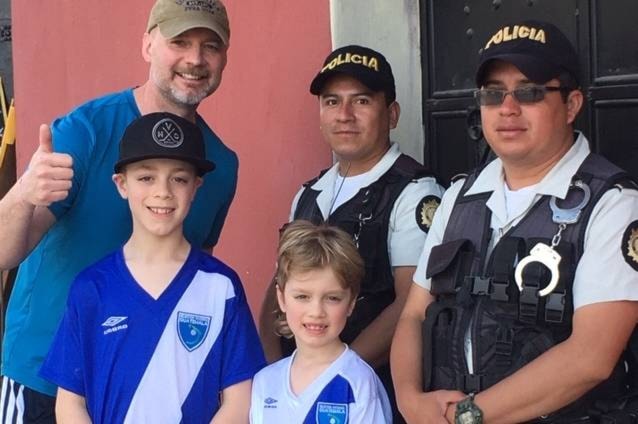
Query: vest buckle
469 276 491 296
495 328 514 367
490 279 510 302
544 291 566 323
460 373 484 393
519 284 540 323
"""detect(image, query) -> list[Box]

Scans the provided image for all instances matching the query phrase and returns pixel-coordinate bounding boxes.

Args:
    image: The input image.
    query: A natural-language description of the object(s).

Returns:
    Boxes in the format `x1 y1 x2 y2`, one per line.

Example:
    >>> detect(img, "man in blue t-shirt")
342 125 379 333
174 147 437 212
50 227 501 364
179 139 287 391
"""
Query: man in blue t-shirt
0 1 238 422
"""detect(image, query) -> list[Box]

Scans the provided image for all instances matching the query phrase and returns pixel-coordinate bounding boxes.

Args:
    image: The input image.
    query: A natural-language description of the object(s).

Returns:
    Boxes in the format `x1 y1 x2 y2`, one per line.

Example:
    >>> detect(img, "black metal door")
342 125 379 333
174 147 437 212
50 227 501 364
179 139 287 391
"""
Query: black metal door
420 0 638 183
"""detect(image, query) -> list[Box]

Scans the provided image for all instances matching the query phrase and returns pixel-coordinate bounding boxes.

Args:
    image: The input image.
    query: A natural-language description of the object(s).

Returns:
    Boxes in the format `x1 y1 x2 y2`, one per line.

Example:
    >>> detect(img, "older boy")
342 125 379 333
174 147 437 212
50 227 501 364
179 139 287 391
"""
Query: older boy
40 113 264 423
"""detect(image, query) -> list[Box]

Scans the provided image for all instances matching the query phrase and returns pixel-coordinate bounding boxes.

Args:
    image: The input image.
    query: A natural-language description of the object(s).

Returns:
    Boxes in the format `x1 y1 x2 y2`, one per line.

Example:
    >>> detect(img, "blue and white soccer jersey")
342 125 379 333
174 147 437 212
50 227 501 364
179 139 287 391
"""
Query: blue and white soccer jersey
40 247 265 424
250 346 391 424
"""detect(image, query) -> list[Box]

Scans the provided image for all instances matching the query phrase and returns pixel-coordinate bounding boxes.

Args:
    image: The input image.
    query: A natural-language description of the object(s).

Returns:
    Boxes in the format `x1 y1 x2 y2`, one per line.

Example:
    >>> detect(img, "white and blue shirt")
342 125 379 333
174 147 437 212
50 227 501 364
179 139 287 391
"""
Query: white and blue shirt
40 247 265 424
250 346 391 424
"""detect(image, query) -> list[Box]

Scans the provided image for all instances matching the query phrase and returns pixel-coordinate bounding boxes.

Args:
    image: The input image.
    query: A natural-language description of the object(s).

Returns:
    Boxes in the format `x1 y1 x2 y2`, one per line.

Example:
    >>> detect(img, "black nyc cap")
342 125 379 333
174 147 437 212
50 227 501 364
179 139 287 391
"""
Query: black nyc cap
476 20 580 87
114 112 215 176
309 45 396 103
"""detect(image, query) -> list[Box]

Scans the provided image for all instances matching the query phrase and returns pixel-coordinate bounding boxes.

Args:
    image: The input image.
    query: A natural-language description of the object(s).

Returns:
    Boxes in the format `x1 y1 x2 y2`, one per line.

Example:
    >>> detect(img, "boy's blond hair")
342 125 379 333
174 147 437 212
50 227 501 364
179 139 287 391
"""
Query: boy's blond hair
274 220 364 339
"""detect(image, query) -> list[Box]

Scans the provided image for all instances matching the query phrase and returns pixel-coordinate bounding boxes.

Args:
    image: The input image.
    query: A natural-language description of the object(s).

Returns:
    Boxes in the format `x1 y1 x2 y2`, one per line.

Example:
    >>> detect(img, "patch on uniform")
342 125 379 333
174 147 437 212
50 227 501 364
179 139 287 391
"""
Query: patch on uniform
415 195 441 232
622 220 638 271
316 402 347 424
177 312 211 352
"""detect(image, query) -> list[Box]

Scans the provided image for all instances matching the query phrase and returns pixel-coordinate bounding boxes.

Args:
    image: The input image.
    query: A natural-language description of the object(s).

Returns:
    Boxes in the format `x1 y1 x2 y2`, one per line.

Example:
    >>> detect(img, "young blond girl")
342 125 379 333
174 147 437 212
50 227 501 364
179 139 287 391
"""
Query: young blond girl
250 220 391 423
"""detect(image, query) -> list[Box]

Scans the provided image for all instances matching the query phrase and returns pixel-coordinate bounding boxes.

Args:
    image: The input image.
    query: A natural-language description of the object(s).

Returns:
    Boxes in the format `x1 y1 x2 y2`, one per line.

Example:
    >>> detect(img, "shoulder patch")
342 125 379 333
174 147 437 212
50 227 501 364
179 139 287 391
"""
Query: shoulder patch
416 195 441 233
622 220 638 271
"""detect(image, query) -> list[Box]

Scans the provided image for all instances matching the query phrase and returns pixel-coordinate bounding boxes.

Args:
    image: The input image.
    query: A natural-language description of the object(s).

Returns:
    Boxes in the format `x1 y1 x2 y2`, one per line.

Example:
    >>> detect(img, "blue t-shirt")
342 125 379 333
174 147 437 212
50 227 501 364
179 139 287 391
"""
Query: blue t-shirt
2 89 238 395
40 247 265 423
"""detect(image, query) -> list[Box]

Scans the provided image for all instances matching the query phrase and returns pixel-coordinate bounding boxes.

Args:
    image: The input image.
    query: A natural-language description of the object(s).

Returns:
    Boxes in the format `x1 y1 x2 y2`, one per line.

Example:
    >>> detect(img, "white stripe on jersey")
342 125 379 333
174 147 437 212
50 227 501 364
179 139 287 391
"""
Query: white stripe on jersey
124 271 235 423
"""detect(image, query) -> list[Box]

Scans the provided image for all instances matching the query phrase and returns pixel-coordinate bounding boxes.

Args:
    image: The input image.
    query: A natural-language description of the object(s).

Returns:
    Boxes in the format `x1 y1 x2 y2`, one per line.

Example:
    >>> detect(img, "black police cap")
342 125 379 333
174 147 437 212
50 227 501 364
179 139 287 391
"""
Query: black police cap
309 45 396 103
476 20 580 87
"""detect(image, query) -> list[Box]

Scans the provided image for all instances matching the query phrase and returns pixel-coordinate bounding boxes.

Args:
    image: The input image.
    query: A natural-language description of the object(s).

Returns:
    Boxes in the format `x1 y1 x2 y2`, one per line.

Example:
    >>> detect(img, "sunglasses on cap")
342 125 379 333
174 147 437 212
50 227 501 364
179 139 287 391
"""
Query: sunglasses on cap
474 85 571 106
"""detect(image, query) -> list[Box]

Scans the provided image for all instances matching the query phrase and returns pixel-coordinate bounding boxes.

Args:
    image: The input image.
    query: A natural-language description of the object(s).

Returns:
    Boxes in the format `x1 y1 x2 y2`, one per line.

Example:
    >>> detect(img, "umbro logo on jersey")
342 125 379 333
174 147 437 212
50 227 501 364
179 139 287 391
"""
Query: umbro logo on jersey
264 397 278 409
102 316 127 327
102 316 128 335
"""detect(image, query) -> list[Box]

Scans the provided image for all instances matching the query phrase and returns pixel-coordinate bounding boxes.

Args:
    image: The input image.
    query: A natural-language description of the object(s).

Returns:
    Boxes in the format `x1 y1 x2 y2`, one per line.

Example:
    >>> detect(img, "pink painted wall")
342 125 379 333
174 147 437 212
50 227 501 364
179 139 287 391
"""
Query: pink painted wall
11 1 332 316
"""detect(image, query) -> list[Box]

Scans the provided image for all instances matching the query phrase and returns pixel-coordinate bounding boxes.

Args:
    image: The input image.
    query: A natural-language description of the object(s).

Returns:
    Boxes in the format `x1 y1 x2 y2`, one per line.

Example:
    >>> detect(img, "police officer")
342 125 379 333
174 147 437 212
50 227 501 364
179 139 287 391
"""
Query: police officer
259 45 445 422
391 20 638 423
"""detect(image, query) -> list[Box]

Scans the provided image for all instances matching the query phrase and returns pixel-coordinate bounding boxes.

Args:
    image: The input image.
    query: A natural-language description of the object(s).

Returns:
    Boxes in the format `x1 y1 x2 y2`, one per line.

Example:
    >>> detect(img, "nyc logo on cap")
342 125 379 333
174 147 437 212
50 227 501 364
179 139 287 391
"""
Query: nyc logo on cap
316 402 348 424
177 311 211 351
152 118 184 148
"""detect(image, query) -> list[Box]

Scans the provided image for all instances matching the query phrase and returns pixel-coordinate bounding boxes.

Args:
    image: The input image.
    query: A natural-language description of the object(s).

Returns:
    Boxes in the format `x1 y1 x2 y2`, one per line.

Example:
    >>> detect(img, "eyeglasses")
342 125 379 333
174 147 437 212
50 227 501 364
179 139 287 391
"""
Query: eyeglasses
474 85 569 106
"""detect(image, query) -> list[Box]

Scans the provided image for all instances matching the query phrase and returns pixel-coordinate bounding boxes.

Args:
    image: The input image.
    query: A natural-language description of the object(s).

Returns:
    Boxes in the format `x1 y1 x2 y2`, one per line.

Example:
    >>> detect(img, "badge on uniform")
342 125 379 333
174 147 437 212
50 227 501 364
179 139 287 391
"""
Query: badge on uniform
316 402 347 424
415 195 441 232
177 311 211 352
622 220 638 271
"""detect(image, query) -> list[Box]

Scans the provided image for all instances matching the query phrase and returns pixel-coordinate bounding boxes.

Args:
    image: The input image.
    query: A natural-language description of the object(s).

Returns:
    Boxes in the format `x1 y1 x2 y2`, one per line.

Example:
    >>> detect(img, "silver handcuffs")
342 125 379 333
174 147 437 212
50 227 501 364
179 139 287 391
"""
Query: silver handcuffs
514 243 561 297
514 180 591 297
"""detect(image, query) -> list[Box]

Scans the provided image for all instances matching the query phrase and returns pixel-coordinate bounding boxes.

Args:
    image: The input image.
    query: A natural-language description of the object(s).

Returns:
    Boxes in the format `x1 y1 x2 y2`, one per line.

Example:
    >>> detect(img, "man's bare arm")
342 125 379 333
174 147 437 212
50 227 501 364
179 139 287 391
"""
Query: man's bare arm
391 282 465 423
349 266 415 368
446 301 638 423
0 124 71 269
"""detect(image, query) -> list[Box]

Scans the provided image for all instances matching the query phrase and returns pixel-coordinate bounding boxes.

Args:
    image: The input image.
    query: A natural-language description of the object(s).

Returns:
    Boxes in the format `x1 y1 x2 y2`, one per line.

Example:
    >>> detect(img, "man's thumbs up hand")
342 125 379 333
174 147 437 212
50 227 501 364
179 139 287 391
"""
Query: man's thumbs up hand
19 124 74 207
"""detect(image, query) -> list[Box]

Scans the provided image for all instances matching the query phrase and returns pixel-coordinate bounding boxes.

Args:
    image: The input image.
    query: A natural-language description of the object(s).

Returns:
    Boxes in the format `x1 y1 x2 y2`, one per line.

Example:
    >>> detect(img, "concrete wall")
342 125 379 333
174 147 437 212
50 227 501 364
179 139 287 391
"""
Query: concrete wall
330 0 423 162
10 0 333 315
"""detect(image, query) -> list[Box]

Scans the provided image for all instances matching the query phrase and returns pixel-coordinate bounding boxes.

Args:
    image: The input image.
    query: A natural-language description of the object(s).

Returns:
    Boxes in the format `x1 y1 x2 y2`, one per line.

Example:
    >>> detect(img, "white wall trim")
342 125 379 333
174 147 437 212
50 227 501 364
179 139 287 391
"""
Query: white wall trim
329 0 424 162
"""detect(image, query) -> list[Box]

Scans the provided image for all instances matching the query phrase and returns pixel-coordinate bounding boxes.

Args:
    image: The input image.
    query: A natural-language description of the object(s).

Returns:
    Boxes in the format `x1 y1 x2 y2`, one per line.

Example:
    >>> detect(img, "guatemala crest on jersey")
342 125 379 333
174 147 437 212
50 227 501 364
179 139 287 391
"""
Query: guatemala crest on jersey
177 311 211 352
316 402 348 424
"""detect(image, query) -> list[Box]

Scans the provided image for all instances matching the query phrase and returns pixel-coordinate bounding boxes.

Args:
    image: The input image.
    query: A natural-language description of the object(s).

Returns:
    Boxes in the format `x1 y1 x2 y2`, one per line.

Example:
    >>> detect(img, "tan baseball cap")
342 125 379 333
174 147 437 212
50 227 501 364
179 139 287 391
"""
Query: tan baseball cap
147 0 230 45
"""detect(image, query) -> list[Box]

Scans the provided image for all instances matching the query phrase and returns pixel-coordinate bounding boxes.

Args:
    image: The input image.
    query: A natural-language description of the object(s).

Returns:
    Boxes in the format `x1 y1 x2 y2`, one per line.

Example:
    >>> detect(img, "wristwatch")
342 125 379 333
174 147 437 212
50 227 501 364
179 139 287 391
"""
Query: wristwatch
455 393 483 424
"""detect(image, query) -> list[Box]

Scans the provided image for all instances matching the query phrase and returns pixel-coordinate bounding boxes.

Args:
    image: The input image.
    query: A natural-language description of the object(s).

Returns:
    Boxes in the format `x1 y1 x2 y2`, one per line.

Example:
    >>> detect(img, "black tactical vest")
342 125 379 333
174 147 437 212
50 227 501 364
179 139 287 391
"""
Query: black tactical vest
289 153 434 346
422 153 637 421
